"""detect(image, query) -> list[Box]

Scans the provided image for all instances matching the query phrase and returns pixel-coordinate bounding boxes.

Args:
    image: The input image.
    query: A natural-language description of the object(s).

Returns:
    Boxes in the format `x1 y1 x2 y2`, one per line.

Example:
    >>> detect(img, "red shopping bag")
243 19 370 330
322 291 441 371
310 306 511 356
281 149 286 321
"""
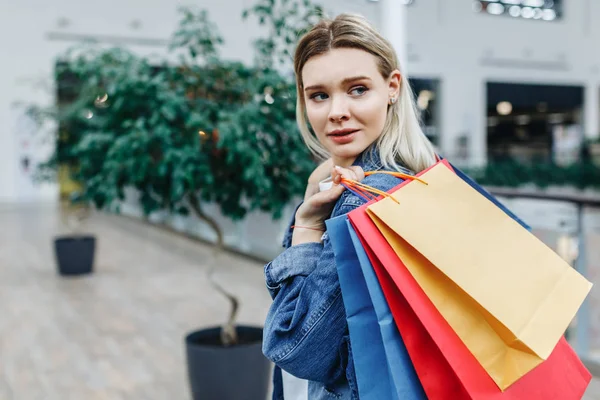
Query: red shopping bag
348 199 592 400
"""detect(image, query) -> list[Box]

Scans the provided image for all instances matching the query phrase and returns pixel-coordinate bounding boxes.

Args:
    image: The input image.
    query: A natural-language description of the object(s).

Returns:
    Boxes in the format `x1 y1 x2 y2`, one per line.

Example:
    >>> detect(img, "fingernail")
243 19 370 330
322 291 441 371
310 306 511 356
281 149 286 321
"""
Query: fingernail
335 166 342 171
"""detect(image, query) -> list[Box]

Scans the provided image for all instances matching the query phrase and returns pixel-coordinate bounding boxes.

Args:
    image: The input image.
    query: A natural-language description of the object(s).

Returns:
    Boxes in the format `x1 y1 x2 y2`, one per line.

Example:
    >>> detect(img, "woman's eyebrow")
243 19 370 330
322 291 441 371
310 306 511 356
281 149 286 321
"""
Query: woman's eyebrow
304 76 371 92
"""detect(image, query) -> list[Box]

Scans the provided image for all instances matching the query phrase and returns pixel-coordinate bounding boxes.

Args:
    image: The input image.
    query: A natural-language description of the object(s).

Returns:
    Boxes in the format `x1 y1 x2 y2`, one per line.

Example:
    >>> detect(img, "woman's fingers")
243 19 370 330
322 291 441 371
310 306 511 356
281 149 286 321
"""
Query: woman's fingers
349 166 365 181
307 164 366 207
296 165 367 225
332 165 365 184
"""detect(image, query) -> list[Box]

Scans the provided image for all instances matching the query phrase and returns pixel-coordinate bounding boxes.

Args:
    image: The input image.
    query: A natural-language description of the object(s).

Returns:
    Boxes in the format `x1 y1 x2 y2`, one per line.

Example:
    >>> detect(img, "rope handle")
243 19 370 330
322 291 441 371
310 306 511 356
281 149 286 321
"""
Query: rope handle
340 170 428 204
364 170 428 184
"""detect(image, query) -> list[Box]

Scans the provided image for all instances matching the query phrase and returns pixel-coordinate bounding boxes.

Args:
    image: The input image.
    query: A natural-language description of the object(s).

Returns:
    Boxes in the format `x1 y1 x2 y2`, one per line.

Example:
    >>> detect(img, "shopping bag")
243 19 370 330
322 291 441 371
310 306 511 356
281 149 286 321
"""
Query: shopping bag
326 215 424 400
346 219 426 399
348 205 592 399
364 160 593 389
450 164 528 230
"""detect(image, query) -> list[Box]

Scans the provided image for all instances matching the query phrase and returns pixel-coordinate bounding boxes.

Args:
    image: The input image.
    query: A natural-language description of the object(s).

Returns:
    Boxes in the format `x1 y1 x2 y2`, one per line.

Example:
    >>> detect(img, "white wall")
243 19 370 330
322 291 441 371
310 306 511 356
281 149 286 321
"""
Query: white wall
404 1 600 165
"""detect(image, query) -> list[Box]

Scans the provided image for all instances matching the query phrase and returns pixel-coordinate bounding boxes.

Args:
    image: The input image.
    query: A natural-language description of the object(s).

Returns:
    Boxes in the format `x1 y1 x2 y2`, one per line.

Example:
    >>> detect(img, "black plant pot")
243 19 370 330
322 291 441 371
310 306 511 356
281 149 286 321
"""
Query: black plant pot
53 235 96 276
185 326 271 400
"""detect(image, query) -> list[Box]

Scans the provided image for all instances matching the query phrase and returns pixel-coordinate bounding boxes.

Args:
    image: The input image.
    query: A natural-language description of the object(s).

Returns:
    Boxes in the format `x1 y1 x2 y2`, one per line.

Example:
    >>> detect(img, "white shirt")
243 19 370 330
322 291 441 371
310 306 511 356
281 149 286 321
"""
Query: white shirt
281 369 309 400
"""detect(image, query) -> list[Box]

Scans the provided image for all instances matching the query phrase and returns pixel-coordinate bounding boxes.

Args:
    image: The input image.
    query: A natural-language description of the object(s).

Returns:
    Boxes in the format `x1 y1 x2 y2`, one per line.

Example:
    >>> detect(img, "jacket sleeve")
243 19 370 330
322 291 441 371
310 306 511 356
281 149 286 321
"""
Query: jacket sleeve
262 209 351 384
262 174 402 385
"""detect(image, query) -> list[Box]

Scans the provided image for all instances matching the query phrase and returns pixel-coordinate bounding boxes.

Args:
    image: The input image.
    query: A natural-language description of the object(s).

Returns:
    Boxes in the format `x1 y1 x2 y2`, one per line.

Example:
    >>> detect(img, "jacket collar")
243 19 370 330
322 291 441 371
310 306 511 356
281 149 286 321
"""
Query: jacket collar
350 146 415 175
351 147 384 173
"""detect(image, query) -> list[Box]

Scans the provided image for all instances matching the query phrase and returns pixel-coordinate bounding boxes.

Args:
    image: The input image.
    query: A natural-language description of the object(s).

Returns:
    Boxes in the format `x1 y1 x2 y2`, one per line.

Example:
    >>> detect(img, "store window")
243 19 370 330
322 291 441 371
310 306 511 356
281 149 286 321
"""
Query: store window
409 78 440 146
486 81 584 165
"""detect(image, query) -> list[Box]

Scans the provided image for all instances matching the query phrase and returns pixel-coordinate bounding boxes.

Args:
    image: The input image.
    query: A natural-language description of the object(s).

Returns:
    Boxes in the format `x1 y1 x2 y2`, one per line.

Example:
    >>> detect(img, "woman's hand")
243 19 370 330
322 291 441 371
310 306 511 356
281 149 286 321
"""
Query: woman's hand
292 165 365 245
304 159 334 201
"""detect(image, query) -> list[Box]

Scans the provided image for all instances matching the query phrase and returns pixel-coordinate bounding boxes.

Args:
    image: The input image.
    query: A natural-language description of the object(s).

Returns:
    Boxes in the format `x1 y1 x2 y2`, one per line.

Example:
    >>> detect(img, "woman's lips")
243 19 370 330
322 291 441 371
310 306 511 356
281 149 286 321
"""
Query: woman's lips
328 130 358 144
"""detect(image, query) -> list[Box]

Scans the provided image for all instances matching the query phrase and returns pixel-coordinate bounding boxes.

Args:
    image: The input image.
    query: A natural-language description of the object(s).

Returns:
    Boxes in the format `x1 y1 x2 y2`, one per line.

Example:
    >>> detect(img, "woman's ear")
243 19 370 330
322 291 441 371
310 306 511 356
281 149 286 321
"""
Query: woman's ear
388 69 402 100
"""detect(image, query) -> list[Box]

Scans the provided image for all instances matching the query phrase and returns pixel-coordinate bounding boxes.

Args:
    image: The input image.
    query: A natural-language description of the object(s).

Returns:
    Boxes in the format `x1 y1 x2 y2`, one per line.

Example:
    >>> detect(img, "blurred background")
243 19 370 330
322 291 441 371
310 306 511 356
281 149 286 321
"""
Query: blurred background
1 0 600 399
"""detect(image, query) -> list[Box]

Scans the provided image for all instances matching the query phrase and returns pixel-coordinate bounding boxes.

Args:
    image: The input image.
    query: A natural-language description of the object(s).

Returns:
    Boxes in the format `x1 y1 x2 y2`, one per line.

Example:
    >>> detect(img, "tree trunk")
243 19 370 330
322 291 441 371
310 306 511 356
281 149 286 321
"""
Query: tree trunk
188 193 239 346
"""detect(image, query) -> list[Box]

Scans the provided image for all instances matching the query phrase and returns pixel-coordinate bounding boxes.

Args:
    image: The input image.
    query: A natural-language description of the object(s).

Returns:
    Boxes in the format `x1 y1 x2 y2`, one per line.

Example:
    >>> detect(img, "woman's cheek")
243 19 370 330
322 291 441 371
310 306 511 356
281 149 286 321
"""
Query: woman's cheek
307 109 326 137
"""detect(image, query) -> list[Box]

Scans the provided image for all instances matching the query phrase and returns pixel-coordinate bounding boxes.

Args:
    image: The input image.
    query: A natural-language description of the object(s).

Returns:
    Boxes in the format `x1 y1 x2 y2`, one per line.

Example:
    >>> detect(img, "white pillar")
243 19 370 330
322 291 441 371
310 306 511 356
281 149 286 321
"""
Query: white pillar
0 102 15 202
440 73 486 167
584 82 599 140
471 77 487 167
380 0 408 73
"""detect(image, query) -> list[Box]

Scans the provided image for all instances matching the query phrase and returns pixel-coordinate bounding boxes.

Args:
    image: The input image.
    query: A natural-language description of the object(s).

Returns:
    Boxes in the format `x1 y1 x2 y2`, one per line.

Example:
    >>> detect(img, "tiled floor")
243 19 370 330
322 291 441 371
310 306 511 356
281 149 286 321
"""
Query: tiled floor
0 203 598 399
0 204 272 399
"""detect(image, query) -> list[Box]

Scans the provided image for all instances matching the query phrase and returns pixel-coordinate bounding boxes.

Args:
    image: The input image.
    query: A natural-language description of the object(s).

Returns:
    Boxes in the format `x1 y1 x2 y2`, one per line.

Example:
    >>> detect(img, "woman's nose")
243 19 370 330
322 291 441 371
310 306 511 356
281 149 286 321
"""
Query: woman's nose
328 96 350 122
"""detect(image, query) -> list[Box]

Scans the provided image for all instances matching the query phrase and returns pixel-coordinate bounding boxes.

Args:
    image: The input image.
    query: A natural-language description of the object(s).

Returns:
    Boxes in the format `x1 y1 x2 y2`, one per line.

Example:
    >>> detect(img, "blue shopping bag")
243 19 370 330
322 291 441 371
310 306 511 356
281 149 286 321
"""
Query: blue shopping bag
326 215 425 400
346 219 426 399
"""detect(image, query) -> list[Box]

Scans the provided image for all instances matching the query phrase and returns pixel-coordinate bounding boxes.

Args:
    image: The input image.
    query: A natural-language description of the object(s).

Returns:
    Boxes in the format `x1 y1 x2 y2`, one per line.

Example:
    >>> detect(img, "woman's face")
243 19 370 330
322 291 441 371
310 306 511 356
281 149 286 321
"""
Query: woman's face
301 48 400 167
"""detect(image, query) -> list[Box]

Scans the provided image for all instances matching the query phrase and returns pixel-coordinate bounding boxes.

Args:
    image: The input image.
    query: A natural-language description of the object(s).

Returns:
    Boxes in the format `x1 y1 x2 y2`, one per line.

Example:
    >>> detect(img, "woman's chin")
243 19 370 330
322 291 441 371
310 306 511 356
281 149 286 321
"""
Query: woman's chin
329 146 366 164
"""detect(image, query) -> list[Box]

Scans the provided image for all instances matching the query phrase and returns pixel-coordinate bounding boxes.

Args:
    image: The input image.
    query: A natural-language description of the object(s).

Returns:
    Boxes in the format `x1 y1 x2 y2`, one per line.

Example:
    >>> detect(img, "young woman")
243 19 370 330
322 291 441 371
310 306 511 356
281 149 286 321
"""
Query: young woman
262 13 437 399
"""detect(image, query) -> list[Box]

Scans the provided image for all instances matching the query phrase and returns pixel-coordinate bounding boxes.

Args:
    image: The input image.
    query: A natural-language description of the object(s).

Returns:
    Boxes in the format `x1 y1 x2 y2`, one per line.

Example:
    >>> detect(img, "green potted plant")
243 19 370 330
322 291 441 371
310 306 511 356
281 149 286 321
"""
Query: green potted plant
25 63 102 277
28 1 323 398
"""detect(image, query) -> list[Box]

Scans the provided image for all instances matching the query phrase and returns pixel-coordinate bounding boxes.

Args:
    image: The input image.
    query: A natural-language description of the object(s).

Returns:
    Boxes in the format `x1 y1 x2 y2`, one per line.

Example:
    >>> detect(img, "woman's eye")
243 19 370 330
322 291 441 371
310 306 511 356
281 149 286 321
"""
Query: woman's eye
309 92 328 101
350 86 368 96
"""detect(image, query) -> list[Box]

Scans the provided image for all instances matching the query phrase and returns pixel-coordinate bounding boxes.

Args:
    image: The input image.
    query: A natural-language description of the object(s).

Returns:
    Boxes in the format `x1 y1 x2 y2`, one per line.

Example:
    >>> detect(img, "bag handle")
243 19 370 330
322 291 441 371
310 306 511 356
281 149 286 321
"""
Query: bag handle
341 171 427 204
340 153 440 201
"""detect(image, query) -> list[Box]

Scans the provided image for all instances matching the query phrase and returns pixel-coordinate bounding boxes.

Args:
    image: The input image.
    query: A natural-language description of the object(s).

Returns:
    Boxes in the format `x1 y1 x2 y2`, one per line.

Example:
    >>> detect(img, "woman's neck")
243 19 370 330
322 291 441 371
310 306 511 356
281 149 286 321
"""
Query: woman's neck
331 155 358 169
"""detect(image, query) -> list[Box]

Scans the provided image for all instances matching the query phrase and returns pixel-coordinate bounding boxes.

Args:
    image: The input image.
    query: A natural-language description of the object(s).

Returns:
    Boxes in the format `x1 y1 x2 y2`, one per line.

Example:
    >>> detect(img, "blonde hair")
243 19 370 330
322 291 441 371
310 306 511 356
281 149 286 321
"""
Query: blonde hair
293 13 437 173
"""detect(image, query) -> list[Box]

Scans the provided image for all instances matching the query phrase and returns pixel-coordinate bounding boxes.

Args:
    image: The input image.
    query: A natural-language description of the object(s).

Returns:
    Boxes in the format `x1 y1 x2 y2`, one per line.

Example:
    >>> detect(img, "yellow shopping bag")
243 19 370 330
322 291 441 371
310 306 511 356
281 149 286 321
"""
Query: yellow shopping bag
366 162 592 390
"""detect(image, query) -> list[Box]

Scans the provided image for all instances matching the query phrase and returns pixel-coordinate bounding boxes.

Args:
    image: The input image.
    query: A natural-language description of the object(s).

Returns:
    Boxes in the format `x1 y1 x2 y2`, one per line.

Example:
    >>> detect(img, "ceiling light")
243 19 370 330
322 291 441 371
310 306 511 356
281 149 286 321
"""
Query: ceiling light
521 6 535 18
522 0 544 6
516 115 531 125
509 5 521 16
542 9 556 20
487 3 505 15
497 101 513 115
417 90 433 110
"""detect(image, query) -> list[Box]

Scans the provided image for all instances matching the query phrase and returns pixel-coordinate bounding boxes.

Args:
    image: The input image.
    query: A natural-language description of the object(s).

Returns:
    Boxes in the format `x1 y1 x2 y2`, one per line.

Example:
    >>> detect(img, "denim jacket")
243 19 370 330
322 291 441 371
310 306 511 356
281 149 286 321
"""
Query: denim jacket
262 149 413 399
